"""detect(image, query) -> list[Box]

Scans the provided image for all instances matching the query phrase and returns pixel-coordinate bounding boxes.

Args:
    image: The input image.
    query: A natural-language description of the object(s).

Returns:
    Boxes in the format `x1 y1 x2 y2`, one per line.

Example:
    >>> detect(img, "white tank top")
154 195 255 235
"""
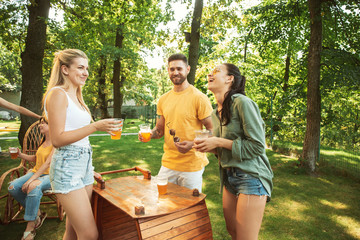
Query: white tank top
44 87 91 146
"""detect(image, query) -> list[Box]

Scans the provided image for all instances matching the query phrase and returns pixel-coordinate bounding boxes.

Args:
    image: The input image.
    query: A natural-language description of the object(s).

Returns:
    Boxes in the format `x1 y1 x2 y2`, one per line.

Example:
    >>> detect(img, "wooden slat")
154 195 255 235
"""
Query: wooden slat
171 224 213 240
102 224 138 240
141 209 211 239
143 216 211 240
102 218 137 231
98 197 139 240
191 230 213 240
139 201 207 229
102 211 132 226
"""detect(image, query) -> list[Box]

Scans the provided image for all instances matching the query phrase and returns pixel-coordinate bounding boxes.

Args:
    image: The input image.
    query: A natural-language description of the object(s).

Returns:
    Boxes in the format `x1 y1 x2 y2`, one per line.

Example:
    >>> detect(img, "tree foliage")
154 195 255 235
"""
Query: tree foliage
0 0 358 159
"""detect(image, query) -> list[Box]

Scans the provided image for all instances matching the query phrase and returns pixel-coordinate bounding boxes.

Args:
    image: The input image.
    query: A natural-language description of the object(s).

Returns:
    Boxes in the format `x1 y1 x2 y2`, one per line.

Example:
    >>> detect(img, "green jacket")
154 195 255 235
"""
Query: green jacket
212 94 273 197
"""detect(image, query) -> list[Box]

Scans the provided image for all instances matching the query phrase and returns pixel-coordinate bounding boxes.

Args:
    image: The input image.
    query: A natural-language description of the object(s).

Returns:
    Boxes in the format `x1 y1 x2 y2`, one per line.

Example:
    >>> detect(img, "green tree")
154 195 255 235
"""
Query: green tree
0 1 29 92
301 0 322 173
54 0 173 118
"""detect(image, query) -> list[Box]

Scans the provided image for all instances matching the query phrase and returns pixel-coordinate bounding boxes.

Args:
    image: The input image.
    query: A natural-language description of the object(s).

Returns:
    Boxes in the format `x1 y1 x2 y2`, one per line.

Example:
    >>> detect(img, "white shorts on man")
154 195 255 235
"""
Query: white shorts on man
157 166 205 193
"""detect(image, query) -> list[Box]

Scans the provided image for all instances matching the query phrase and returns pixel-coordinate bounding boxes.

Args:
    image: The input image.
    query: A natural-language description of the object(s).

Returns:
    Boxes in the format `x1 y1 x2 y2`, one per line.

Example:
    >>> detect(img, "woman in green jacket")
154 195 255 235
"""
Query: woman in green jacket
194 63 273 240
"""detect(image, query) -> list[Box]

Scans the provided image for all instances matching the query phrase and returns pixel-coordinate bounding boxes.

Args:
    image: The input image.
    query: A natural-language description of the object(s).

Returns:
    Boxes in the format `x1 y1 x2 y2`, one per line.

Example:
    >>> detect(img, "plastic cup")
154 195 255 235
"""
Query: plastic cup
139 123 151 143
156 175 168 195
9 147 18 159
194 129 211 140
111 118 123 140
194 130 211 151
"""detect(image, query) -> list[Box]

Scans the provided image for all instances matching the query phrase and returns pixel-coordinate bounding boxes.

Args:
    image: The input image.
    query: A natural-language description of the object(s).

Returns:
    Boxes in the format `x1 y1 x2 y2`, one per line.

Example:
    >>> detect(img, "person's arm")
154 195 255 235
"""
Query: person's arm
151 115 165 139
46 89 119 148
21 148 54 193
0 97 41 119
138 115 165 142
230 99 266 160
194 136 233 153
17 148 37 162
194 98 266 160
201 116 213 133
175 115 214 154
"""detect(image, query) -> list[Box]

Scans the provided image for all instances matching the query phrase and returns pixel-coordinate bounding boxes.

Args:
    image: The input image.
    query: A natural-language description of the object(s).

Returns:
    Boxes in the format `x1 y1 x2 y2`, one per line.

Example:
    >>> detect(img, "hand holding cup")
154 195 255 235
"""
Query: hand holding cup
9 147 19 159
194 129 211 140
138 123 151 142
110 118 123 140
193 130 211 150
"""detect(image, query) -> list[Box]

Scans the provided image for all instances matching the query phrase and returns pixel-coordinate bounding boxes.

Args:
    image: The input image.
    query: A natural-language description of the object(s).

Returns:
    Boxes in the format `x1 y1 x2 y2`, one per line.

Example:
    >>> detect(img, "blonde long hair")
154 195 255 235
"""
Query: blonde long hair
43 49 91 114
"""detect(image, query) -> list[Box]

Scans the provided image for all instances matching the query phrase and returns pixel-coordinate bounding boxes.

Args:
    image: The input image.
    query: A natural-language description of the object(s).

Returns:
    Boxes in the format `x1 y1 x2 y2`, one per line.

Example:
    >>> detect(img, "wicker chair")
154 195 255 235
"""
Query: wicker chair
0 121 65 224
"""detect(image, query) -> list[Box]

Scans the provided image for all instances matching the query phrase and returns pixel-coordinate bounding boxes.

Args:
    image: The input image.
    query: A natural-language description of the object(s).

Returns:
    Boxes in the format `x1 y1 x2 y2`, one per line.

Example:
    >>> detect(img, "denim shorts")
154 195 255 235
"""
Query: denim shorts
223 167 269 197
50 145 94 194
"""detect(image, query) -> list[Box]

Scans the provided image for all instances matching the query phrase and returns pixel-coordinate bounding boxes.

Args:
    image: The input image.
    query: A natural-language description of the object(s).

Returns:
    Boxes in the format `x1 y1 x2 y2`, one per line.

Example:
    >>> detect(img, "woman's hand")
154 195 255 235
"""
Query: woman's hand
21 180 32 193
193 137 219 153
93 171 102 180
138 131 153 142
92 119 122 134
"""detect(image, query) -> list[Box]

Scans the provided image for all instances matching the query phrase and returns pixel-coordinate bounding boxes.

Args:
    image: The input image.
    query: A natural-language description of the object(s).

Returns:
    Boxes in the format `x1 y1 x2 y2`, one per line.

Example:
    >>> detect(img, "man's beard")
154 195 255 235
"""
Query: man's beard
171 75 186 85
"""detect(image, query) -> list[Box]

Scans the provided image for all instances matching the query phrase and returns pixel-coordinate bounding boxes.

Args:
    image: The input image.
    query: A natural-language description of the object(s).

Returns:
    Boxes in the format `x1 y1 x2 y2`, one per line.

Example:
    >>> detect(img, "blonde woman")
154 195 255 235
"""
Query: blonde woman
43 49 120 240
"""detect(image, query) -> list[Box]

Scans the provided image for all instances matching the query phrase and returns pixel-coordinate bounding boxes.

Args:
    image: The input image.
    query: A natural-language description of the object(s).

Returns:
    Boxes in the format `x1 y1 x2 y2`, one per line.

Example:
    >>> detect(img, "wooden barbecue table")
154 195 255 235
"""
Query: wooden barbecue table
92 167 213 240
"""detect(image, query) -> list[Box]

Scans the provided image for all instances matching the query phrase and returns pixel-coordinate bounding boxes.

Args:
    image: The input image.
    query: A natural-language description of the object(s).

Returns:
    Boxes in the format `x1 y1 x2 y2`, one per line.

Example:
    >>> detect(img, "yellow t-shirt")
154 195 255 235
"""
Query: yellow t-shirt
32 144 53 175
157 85 213 172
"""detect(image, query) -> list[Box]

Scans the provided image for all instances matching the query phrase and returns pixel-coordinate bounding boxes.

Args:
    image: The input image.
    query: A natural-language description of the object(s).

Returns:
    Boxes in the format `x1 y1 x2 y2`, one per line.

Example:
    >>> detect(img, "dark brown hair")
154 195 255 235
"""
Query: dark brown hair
168 53 188 65
219 63 246 126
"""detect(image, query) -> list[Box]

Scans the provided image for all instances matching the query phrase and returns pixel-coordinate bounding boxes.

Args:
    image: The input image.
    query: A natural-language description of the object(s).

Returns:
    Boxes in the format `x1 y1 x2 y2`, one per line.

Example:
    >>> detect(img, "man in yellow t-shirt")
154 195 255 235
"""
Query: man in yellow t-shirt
139 53 213 192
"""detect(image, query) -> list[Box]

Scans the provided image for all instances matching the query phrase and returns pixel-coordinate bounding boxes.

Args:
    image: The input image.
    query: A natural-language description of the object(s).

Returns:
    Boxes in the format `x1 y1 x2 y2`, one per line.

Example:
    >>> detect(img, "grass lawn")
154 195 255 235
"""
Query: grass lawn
272 140 360 179
0 120 360 239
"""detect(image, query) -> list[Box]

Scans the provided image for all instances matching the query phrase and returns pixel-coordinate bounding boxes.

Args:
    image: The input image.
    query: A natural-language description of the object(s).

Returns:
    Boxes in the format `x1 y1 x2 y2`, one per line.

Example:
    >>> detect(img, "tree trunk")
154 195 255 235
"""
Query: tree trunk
187 0 203 85
283 50 290 92
112 25 124 118
244 29 252 63
18 0 50 146
301 0 322 173
353 110 359 147
97 54 109 119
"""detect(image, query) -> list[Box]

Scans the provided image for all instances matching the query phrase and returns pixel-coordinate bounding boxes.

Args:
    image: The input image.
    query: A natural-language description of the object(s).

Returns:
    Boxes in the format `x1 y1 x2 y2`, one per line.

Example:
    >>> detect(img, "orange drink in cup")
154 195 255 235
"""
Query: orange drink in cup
111 118 123 140
139 123 151 142
156 175 168 195
9 147 18 159
141 132 151 142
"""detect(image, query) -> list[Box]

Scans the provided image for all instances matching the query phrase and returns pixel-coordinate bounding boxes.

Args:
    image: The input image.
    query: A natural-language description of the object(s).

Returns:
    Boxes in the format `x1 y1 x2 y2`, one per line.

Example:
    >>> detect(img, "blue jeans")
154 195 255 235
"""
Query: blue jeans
8 171 51 221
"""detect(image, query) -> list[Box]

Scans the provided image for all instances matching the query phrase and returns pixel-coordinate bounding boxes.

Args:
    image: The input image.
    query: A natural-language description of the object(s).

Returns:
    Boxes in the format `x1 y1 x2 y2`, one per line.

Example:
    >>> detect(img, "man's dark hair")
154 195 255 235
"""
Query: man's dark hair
168 53 188 65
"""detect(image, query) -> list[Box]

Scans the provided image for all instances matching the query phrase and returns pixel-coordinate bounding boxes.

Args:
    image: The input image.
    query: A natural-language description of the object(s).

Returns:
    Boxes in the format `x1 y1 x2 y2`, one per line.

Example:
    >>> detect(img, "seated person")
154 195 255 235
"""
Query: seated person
8 117 53 240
